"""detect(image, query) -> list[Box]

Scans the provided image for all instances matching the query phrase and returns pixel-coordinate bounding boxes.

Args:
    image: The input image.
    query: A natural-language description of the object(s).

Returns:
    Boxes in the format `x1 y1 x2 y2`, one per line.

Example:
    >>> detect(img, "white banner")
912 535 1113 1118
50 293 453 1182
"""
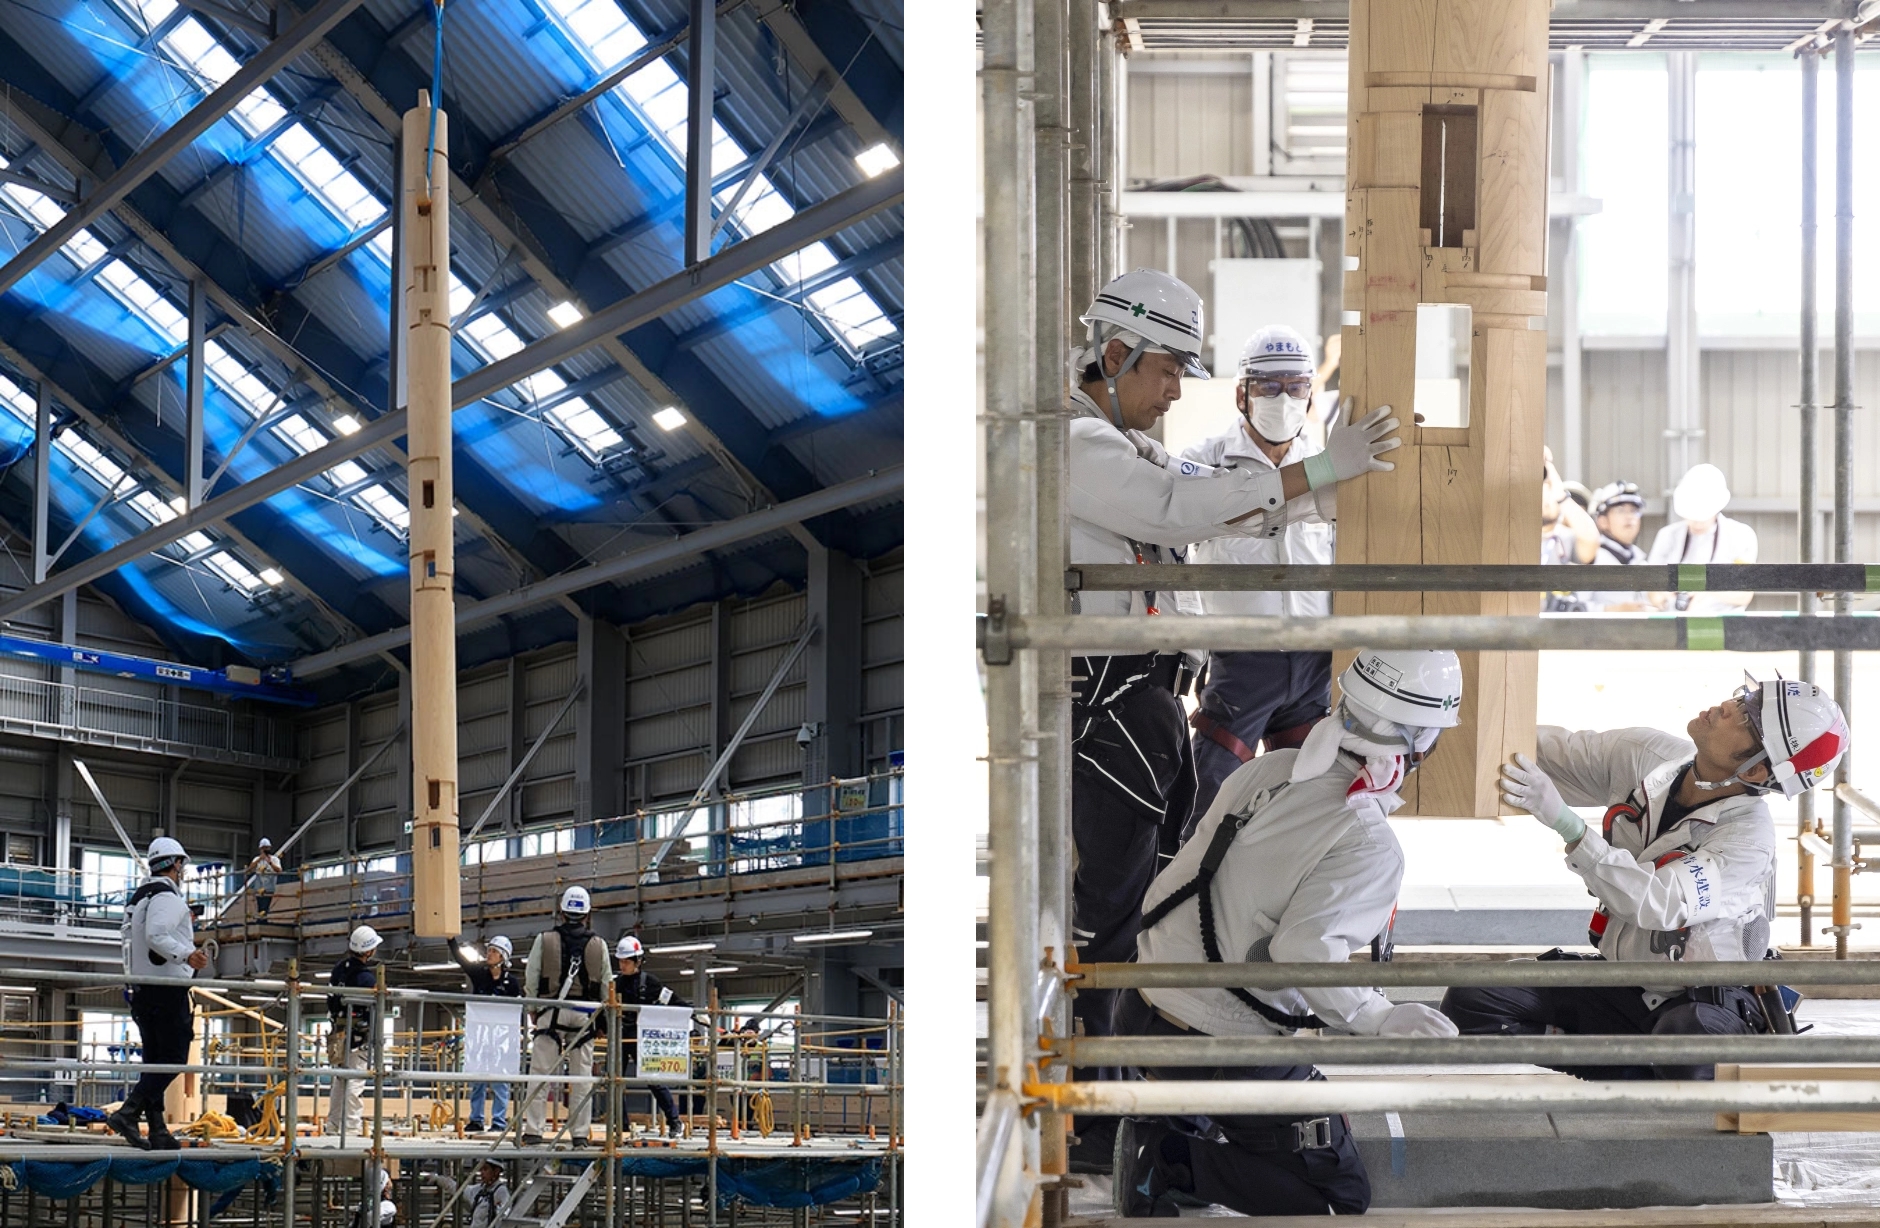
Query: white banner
636 1004 693 1082
463 1001 523 1078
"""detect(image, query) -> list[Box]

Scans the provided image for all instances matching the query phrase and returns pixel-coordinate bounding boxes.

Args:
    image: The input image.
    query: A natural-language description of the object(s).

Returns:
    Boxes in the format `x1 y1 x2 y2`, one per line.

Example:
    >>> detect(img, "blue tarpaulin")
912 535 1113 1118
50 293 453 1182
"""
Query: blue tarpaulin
616 1155 882 1209
4 1155 280 1201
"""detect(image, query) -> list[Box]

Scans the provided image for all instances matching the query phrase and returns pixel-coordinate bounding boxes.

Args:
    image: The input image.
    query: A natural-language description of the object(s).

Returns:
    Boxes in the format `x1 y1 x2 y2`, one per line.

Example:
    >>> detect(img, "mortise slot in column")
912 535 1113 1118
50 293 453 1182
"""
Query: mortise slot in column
1420 105 1479 249
428 780 441 810
422 480 435 509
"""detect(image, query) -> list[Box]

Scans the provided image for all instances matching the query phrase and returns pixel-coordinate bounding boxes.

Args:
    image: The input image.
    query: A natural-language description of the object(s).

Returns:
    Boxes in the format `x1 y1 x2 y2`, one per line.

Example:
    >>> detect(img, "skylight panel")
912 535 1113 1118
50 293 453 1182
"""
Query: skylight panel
327 460 369 489
547 399 624 452
461 313 524 359
0 376 33 421
127 490 177 524
56 433 129 490
177 530 214 555
808 279 896 347
132 0 178 26
273 414 327 454
448 277 477 319
203 551 266 593
354 484 410 530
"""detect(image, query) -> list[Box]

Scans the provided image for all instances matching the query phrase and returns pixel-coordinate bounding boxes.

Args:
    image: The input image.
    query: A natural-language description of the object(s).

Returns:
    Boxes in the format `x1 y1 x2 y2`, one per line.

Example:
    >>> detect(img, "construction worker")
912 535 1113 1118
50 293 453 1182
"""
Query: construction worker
1181 325 1339 821
1064 269 1401 1061
1115 649 1463 1217
450 934 521 1132
105 836 208 1151
325 925 383 1136
520 886 609 1146
1579 481 1650 612
1648 463 1758 613
246 838 282 920
1444 675 1849 1079
613 935 687 1137
466 1159 510 1228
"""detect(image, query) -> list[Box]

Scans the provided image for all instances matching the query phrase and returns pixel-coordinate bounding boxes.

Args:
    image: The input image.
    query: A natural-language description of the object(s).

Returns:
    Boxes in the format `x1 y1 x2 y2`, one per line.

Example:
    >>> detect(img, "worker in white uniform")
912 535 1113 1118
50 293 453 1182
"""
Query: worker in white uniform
1062 269 1400 1053
1062 269 1401 1171
1578 481 1650 612
1443 674 1848 1079
1180 325 1338 821
106 837 208 1150
1113 649 1463 1218
1647 463 1758 614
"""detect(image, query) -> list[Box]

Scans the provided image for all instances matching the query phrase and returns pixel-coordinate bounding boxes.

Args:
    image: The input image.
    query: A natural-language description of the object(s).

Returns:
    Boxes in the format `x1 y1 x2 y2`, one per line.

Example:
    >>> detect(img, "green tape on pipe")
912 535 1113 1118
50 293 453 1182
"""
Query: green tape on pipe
1677 563 1707 592
1684 618 1727 651
1868 565 1880 593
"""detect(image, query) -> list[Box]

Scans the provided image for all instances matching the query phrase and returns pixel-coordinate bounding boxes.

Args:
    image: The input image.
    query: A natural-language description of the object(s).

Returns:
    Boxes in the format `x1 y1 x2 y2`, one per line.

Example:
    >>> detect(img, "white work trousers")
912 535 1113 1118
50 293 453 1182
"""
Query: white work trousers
325 1046 370 1135
522 1031 596 1140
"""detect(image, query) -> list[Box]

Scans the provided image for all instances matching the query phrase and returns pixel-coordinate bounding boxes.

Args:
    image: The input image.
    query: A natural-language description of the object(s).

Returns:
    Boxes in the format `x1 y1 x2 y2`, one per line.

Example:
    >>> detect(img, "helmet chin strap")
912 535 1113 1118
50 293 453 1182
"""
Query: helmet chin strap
1092 321 1152 428
1691 749 1770 794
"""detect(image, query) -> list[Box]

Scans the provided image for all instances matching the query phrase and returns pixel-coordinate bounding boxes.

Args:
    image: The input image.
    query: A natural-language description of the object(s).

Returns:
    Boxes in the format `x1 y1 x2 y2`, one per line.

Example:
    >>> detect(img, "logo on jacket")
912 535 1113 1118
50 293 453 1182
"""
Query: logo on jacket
1179 460 1199 475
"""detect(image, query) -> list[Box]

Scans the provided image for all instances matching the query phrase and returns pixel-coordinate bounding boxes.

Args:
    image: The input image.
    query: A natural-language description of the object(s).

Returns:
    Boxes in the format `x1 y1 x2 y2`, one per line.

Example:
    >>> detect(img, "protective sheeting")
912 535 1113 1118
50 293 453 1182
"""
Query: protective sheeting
1772 998 1880 1207
616 1155 882 1209
4 1154 280 1201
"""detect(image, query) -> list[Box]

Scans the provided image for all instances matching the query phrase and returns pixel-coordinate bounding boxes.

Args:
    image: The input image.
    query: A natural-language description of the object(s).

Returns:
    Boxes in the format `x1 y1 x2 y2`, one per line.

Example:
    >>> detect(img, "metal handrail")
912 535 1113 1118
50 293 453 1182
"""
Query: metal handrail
0 671 293 762
1068 562 1880 593
1057 1032 1880 1066
1076 959 1880 990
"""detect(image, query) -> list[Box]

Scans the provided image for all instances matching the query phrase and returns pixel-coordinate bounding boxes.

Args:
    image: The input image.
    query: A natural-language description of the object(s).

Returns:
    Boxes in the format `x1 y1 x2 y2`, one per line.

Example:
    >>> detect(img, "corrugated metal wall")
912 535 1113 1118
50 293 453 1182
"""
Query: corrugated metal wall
862 559 904 771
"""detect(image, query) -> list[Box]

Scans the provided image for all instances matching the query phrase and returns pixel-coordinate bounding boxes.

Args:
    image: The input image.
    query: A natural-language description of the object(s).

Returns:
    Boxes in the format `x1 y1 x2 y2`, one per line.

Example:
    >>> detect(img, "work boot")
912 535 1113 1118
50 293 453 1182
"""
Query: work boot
665 1118 685 1139
104 1098 149 1150
145 1105 182 1151
518 1133 545 1147
465 1119 483 1133
1113 1118 1178 1219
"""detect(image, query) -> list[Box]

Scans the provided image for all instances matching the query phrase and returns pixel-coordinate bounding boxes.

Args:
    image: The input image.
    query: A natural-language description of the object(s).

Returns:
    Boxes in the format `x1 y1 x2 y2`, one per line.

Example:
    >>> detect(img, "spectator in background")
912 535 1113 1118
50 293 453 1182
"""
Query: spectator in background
1648 464 1757 614
246 839 281 920
1541 448 1598 611
1579 482 1652 612
450 934 521 1133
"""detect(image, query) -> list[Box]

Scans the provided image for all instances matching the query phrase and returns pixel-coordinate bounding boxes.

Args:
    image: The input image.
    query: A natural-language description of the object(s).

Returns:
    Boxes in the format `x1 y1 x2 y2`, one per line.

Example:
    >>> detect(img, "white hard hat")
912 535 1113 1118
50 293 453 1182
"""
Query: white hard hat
258 838 272 849
147 837 188 871
1592 481 1644 516
1672 463 1731 522
616 935 644 960
488 935 513 959
1080 268 1209 380
1237 325 1315 379
1734 674 1849 799
349 925 383 955
559 885 591 916
1340 650 1464 731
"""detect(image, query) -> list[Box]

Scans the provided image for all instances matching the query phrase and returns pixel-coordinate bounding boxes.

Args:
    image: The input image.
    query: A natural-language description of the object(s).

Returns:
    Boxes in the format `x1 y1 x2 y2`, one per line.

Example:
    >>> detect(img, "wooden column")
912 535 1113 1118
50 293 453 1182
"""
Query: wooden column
404 92 461 934
1338 0 1550 816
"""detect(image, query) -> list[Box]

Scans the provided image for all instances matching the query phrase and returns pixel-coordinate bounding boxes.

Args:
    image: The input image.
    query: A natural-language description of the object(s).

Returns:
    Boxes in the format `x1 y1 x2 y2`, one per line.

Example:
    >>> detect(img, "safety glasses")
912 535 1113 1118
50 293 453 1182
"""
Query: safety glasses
1244 376 1314 399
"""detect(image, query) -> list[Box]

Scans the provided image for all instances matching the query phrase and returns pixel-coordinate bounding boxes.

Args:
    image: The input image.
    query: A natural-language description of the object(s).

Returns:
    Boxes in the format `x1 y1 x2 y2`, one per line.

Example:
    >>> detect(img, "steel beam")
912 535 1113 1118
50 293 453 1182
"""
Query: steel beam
185 278 207 508
287 465 903 676
0 0 367 301
31 381 51 584
747 0 894 149
711 72 830 241
1106 0 1858 19
1064 1033 1880 1067
1069 562 1880 592
1080 958 1880 990
683 0 717 267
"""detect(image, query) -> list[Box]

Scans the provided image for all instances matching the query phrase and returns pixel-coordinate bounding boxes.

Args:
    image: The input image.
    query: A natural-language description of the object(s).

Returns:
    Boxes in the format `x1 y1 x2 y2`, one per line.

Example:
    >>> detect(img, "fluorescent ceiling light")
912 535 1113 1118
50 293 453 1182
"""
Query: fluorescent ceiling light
855 143 900 178
652 406 687 432
791 930 874 945
705 966 740 975
647 941 717 955
333 413 361 436
546 300 584 329
411 963 458 972
250 980 285 988
238 995 279 1003
0 984 38 993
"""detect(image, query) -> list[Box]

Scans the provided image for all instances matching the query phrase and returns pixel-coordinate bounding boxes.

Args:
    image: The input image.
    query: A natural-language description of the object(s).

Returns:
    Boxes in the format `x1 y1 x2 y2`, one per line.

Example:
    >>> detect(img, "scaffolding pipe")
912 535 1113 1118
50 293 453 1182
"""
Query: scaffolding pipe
1831 23 1856 959
998 613 1880 654
1075 958 1880 990
1797 40 1820 936
1068 562 1880 592
1058 1032 1880 1067
1031 1077 1880 1117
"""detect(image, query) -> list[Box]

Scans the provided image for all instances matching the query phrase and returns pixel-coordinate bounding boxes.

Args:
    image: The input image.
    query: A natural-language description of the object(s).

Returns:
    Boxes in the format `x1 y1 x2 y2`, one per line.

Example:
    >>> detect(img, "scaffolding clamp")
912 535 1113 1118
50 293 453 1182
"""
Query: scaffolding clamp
982 597 1013 666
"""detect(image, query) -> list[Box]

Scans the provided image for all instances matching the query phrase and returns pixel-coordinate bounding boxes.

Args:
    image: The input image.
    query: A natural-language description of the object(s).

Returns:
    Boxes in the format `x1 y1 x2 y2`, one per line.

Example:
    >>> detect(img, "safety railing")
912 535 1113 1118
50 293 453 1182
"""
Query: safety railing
0 671 295 765
0 966 901 1227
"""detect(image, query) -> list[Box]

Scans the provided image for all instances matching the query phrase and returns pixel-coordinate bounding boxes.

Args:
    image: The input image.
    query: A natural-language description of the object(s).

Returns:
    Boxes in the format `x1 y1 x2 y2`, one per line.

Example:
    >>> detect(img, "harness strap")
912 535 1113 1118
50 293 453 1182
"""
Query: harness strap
1139 786 1324 1031
1191 709 1258 765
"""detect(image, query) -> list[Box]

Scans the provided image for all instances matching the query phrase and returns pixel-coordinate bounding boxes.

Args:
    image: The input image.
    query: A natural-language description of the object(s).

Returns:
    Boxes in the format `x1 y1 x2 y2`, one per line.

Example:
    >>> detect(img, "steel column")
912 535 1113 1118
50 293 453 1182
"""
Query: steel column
184 279 207 508
683 0 717 266
1830 24 1857 958
1798 42 1821 944
0 0 368 301
1664 50 1700 489
31 382 50 585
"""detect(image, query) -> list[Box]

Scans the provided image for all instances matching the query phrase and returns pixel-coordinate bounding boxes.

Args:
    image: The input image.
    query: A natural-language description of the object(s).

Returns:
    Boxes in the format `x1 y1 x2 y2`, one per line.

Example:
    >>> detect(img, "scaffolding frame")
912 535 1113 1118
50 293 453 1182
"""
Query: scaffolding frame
975 6 1866 1225
0 967 901 1228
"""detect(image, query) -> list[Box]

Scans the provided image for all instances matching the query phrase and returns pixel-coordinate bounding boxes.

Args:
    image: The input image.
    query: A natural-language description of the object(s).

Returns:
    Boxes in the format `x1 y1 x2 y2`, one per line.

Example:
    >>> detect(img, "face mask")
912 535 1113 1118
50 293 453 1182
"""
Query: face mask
1247 393 1308 443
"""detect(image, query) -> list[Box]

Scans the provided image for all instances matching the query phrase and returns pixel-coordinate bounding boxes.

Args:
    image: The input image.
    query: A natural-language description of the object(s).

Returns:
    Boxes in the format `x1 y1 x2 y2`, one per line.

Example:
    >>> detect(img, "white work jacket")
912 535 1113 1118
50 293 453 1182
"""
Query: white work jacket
1539 725 1777 1002
1579 535 1648 611
1137 749 1403 1037
1067 390 1303 617
1179 425 1334 618
1646 514 1759 614
122 878 198 980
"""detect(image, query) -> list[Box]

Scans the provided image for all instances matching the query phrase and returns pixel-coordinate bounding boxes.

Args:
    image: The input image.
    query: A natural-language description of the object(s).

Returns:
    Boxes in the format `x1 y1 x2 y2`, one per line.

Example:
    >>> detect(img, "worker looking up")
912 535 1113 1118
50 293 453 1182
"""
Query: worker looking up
1578 481 1650 612
325 925 383 1136
520 886 609 1146
612 935 688 1138
466 1159 510 1228
246 838 281 921
105 837 208 1151
450 934 521 1133
1444 676 1848 1078
1649 463 1758 613
1181 325 1339 820
1115 650 1463 1217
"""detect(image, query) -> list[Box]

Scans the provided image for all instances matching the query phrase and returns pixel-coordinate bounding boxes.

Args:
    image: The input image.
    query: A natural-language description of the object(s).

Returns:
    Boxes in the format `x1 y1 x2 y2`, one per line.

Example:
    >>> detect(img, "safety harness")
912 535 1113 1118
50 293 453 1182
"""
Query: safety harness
1138 782 1326 1031
122 879 179 968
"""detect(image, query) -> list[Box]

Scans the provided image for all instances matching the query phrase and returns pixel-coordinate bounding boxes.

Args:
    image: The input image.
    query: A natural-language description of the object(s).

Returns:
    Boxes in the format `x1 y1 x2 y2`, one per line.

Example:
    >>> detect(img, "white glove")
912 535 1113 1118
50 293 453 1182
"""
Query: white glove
1500 752 1586 843
1304 402 1401 490
1377 1002 1459 1039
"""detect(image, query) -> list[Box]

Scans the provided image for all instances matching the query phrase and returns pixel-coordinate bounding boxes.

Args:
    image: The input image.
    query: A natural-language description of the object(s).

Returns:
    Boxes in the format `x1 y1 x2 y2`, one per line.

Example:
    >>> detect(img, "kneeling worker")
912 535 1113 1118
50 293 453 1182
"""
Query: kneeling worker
107 837 209 1150
1444 675 1848 1078
1116 650 1464 1218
